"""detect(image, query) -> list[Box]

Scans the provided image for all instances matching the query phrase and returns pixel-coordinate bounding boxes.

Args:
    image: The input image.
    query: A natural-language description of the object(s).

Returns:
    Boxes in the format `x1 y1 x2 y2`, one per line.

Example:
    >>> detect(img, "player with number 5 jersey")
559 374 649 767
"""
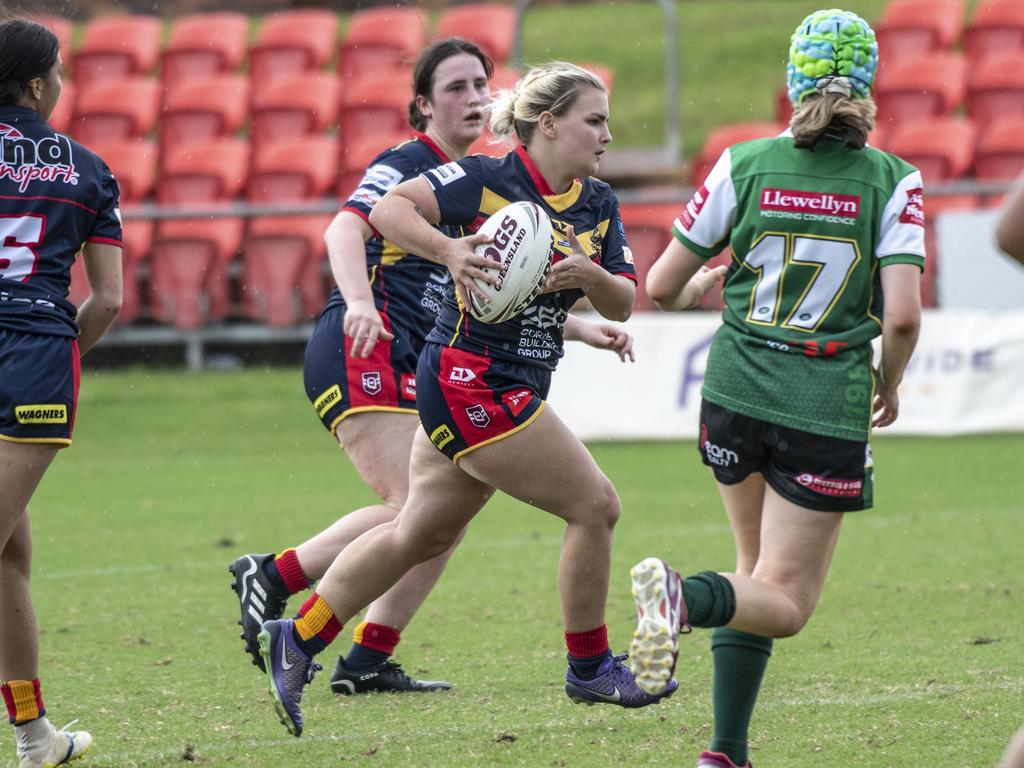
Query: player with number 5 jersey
629 10 923 768
0 18 122 768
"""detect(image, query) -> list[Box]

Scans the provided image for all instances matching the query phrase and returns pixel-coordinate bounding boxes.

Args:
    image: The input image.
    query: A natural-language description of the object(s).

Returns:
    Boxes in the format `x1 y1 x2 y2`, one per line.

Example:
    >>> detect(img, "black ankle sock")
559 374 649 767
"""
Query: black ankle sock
568 649 612 680
343 643 390 672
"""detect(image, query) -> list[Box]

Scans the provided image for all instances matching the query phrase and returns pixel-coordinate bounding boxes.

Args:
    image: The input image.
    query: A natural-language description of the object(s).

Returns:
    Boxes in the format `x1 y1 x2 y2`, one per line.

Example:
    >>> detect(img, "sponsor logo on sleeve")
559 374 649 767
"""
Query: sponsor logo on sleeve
898 187 924 227
362 164 404 191
465 403 491 428
430 424 455 450
313 385 342 417
15 404 67 424
622 245 634 265
501 389 533 417
680 184 709 230
351 187 383 207
426 162 467 187
400 373 417 400
760 188 860 224
361 371 382 396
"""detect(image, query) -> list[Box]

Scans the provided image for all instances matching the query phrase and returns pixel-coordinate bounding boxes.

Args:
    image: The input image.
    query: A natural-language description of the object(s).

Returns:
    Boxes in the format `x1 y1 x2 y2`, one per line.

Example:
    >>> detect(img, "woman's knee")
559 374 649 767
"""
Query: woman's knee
576 476 620 529
392 520 462 563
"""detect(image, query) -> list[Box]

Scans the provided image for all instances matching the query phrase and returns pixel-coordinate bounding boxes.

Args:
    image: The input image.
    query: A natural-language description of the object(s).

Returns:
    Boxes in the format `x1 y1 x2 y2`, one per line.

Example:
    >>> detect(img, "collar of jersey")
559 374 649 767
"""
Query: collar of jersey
513 146 583 212
414 131 452 164
0 106 44 122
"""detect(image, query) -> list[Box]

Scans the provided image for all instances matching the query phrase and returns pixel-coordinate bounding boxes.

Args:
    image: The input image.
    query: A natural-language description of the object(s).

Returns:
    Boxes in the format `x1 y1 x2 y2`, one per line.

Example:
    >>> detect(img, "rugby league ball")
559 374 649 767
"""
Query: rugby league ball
468 201 553 324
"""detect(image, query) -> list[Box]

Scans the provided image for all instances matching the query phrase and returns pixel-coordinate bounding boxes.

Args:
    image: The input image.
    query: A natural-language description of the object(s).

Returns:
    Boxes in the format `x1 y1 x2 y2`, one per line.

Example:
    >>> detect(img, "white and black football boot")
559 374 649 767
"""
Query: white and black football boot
230 553 289 672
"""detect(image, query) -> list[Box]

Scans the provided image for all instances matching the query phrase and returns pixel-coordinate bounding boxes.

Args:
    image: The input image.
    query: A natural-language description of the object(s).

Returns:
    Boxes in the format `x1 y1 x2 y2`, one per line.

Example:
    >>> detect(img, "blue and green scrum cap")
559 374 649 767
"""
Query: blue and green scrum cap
787 8 878 105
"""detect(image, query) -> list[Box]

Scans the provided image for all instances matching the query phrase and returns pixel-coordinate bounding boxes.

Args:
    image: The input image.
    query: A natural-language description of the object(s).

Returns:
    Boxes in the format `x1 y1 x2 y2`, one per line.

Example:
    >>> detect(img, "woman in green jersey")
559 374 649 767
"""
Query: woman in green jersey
628 10 923 767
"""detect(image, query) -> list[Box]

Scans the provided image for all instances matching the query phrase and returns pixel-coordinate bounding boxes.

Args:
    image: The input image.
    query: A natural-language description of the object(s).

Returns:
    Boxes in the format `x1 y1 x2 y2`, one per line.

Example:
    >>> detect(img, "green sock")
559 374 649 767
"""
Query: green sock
681 570 736 627
709 628 773 767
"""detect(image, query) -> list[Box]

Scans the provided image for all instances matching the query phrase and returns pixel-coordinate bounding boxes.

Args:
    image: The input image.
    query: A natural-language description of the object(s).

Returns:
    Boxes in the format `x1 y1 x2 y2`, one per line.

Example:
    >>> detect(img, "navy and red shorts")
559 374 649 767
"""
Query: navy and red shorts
416 342 551 464
0 329 80 446
698 400 873 512
303 304 421 435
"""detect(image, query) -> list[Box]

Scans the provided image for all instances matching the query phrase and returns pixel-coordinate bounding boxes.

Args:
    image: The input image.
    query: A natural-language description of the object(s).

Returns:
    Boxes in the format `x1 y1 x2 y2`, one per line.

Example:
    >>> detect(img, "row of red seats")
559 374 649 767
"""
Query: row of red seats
37 5 518 94
873 0 1024 64
776 49 1024 128
692 113 1024 186
48 65 524 160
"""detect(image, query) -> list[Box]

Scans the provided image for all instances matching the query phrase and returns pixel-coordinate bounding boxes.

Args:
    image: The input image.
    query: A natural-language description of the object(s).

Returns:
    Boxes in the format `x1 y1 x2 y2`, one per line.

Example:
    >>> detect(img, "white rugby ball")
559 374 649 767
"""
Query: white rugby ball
468 201 553 324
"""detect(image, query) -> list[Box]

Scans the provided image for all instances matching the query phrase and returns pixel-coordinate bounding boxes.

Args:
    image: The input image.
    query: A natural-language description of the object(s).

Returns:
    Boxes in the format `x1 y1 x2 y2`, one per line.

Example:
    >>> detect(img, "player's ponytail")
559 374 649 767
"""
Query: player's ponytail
407 37 493 132
490 61 605 145
790 92 876 150
0 19 60 107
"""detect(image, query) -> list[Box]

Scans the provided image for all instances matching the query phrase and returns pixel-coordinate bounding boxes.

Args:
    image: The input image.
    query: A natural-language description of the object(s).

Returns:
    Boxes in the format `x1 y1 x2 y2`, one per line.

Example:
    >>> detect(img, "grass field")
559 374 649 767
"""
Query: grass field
18 368 1022 767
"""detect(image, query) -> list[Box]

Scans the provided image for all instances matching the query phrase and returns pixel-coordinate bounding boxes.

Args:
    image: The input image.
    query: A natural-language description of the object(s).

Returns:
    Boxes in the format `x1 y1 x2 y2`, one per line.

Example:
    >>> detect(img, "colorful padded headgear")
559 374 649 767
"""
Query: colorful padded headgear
787 8 878 105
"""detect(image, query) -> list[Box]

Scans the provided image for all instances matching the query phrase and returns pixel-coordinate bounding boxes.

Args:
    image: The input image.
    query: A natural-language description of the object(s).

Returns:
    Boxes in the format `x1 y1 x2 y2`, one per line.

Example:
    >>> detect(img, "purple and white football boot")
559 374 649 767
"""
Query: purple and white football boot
565 653 677 708
258 618 322 737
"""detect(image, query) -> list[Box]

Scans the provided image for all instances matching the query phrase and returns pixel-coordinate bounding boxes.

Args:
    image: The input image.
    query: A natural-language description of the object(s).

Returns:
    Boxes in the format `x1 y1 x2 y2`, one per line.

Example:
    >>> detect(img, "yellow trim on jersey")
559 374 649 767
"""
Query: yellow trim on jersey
0 432 71 446
452 401 547 465
543 179 583 212
480 188 514 216
381 240 407 266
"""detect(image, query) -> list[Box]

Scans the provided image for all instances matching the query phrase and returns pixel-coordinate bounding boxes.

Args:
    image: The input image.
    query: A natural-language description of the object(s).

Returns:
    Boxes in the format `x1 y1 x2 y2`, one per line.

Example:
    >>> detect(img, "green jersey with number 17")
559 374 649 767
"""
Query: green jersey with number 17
674 134 925 442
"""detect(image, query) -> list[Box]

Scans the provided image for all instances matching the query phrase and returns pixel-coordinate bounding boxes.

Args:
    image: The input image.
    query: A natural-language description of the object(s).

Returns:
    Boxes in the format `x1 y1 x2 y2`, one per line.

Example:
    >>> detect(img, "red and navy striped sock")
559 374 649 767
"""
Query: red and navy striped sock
265 547 310 596
1 679 45 725
345 621 400 671
292 592 342 657
566 625 611 679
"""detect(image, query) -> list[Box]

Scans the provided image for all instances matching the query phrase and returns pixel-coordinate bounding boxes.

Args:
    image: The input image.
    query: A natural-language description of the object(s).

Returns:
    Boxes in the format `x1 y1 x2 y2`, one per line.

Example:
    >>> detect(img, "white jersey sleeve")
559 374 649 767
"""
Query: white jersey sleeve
672 149 737 258
875 170 926 261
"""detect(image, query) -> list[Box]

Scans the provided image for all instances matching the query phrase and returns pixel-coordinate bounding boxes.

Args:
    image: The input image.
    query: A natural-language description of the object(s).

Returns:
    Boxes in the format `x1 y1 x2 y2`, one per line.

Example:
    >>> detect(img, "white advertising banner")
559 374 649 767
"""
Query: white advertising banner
548 310 1024 440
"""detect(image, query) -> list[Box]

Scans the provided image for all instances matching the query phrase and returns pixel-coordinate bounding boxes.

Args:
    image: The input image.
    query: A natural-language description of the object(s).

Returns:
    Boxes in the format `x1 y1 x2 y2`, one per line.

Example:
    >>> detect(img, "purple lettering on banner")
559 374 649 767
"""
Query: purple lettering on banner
677 333 715 407
906 347 997 375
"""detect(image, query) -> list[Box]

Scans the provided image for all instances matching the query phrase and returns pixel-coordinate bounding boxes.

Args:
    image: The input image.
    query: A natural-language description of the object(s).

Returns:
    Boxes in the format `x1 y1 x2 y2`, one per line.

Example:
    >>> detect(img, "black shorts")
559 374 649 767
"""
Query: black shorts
303 304 420 435
0 329 80 446
698 400 873 512
416 342 550 465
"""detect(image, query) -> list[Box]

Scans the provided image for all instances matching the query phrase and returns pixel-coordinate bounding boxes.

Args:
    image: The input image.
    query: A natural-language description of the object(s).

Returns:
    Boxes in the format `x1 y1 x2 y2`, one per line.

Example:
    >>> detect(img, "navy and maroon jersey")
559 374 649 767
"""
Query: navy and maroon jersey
422 146 636 371
0 106 122 338
324 131 460 341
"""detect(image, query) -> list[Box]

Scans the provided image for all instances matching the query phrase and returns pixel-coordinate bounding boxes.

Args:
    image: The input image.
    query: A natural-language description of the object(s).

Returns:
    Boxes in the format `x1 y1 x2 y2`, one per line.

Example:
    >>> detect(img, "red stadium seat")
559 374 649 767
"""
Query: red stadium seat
71 15 162 91
867 124 889 151
248 136 339 203
873 0 965 60
250 72 343 150
873 51 966 127
242 137 339 326
617 202 678 311
73 77 161 145
974 116 1024 179
436 3 517 64
250 10 338 98
48 81 74 135
157 138 249 205
88 139 158 202
336 130 410 199
965 0 1024 64
340 73 411 145
243 215 332 326
885 117 976 182
160 74 250 160
689 122 784 186
580 62 615 98
161 13 249 92
338 7 426 81
967 51 1024 123
152 139 250 327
